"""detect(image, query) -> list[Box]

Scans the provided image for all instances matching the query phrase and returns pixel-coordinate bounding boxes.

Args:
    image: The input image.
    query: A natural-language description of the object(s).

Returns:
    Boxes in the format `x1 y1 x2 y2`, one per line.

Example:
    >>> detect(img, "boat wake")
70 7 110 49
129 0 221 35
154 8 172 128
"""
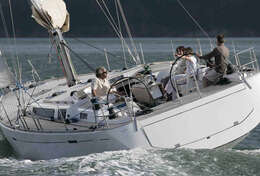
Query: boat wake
1 127 260 176
0 132 13 159
0 148 260 175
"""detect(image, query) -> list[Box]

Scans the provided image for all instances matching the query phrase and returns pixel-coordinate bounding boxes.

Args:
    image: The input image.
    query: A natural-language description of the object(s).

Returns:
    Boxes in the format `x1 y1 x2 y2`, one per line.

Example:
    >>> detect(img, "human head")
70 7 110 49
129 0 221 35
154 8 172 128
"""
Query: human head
96 66 107 79
184 47 193 55
217 34 225 45
176 46 185 55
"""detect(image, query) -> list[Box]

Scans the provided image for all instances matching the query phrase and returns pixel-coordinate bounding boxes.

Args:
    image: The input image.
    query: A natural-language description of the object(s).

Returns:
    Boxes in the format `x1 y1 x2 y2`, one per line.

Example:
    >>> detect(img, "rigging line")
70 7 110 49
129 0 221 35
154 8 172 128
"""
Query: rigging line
18 61 26 108
0 3 10 38
115 0 127 68
8 0 20 79
23 77 41 116
2 2 39 113
176 0 212 42
61 42 96 72
0 3 16 78
116 0 141 64
48 44 54 64
101 0 121 34
2 2 19 86
47 36 56 64
71 37 134 66
102 0 132 65
73 38 118 58
95 0 138 64
96 0 120 37
115 0 122 34
8 0 26 111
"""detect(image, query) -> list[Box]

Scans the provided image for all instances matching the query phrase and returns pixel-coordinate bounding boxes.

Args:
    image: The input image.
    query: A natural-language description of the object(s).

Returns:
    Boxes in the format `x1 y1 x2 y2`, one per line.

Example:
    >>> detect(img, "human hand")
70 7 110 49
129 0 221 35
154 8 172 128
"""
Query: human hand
196 53 201 57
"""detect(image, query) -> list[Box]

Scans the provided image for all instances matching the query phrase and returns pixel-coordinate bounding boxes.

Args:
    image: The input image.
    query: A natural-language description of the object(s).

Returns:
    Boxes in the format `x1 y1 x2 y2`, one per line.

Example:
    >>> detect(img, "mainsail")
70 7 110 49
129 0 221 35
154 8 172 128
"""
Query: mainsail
0 50 13 88
31 0 78 87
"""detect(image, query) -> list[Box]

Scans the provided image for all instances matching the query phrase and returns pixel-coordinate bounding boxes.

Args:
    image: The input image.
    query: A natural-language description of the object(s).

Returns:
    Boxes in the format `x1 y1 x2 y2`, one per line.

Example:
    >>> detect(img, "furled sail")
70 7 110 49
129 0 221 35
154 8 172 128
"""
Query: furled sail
0 50 13 88
31 0 77 87
31 0 70 32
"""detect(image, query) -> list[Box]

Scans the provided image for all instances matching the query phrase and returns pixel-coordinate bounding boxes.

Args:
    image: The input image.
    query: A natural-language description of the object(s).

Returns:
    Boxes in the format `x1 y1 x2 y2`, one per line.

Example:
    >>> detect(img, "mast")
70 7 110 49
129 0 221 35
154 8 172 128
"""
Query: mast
31 0 78 87
52 29 78 87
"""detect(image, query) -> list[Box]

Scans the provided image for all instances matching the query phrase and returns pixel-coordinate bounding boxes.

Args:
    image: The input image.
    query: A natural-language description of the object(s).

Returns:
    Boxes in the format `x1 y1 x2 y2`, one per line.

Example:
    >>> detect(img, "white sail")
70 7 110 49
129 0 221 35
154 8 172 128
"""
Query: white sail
0 50 13 88
31 0 70 32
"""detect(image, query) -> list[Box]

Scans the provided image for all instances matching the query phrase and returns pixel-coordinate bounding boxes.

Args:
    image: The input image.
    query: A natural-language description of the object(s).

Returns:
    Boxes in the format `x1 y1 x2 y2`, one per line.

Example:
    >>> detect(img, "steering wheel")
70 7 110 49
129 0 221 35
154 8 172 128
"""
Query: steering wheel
106 76 152 109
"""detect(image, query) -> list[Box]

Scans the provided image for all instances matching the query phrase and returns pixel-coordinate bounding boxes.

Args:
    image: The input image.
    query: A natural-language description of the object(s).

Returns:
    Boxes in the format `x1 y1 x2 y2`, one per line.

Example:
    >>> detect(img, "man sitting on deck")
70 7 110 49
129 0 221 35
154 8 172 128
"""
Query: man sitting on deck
198 34 230 86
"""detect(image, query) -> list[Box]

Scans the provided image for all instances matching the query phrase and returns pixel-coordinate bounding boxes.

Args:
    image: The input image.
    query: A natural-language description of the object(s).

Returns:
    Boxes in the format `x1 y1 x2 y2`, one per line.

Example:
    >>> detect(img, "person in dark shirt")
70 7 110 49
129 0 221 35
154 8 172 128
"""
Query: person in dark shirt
199 34 230 86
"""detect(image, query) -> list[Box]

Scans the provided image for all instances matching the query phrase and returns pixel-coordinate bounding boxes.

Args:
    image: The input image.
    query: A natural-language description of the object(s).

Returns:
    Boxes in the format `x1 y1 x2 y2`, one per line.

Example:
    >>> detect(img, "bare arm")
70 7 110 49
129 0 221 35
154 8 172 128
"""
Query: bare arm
92 89 97 97
91 79 98 97
182 55 193 62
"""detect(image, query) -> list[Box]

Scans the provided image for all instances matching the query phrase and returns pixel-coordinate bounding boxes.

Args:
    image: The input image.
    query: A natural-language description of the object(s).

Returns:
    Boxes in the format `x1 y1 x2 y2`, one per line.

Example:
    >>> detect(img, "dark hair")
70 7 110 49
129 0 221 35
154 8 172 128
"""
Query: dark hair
184 47 193 55
96 66 106 78
176 46 185 52
217 34 225 43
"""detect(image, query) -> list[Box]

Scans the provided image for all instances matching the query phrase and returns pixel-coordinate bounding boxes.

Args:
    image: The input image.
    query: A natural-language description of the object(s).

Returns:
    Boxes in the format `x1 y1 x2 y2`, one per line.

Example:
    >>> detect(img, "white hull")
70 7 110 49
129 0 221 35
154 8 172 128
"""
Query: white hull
1 72 260 160
141 76 259 149
0 121 149 160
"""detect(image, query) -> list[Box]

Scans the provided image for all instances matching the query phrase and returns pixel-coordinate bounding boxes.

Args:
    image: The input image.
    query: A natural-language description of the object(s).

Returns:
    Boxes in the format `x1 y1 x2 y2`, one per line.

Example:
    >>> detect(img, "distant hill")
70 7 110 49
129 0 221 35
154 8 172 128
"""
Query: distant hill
0 0 259 37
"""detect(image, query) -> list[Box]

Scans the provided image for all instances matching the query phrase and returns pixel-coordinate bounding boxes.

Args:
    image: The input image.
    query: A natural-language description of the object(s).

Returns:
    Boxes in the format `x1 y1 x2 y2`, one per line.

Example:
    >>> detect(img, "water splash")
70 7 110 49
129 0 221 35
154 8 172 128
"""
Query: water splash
0 148 260 176
0 131 13 159
0 147 260 175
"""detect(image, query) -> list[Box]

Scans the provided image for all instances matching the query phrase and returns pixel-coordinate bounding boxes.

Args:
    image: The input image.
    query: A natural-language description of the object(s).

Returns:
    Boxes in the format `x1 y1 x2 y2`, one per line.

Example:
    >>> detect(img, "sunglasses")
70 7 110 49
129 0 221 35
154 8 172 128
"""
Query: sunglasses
102 71 107 74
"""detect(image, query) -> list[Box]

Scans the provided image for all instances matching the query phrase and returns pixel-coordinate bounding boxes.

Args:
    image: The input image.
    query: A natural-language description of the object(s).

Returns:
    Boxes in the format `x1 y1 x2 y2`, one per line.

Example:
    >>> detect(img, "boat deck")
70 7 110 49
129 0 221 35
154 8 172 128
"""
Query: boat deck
139 79 244 121
0 62 256 133
1 114 131 133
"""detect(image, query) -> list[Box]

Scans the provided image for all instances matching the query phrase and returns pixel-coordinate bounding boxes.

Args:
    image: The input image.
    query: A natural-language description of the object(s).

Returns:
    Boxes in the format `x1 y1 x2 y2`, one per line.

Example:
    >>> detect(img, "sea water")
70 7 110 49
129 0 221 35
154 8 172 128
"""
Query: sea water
0 38 260 176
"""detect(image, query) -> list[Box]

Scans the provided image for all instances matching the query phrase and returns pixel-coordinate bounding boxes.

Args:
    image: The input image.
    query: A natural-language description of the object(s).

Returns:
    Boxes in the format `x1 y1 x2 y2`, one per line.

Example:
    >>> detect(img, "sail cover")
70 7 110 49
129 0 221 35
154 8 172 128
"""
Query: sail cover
0 51 13 88
31 0 70 32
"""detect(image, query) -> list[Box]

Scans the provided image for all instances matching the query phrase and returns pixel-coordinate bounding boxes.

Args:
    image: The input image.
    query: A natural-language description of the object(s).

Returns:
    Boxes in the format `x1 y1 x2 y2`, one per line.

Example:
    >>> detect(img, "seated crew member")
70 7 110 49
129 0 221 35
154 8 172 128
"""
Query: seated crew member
173 46 186 75
91 66 116 98
184 47 198 78
155 46 186 97
198 34 230 86
165 47 198 99
156 46 185 87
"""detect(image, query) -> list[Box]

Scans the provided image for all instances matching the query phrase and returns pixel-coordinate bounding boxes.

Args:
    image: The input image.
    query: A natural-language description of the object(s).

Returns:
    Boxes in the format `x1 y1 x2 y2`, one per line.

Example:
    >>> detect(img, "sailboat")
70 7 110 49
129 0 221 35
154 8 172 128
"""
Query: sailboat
0 0 260 160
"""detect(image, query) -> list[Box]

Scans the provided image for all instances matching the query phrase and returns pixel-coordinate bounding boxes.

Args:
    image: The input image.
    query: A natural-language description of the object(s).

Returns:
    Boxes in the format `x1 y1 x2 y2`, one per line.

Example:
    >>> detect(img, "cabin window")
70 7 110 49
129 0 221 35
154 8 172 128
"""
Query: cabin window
80 112 88 120
33 107 54 118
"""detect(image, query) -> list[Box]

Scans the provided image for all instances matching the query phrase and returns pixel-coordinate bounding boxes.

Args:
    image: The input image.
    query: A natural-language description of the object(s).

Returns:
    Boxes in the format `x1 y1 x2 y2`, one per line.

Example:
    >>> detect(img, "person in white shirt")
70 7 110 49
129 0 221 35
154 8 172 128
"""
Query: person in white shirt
91 67 116 98
185 48 197 77
156 46 186 94
165 47 198 99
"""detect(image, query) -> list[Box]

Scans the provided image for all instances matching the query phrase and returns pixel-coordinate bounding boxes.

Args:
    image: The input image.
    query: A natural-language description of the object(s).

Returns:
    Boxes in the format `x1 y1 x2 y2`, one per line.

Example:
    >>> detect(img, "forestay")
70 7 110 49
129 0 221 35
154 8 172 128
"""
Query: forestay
31 0 70 32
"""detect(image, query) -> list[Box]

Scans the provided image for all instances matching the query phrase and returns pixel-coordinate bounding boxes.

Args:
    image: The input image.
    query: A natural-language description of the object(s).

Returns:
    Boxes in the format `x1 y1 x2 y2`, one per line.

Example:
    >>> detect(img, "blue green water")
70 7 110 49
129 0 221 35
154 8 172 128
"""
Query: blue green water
1 38 260 176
